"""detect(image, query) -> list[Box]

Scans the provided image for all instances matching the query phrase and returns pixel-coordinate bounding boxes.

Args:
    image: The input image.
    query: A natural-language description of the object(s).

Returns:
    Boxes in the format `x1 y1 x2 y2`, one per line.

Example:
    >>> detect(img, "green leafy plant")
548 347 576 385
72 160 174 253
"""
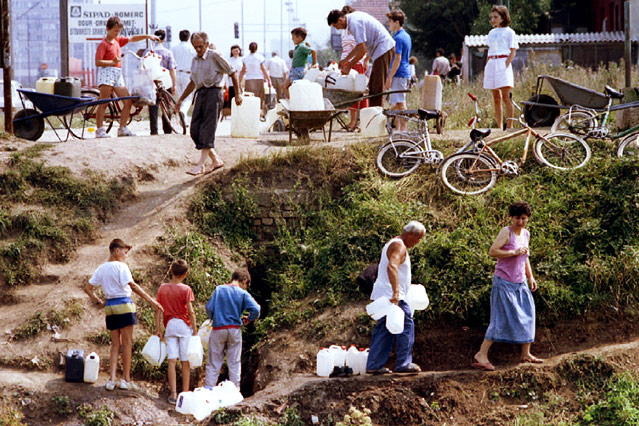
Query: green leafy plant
77 404 116 426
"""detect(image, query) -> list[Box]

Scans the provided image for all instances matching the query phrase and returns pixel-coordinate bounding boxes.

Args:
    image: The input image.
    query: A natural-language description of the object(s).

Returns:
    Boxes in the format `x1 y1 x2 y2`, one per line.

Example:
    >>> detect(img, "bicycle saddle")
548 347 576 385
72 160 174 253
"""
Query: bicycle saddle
470 128 491 141
605 86 624 99
417 109 439 120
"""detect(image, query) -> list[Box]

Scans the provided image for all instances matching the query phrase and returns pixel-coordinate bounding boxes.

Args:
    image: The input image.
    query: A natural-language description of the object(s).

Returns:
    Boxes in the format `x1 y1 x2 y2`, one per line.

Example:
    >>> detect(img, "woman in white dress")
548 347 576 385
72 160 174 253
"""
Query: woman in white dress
483 5 518 129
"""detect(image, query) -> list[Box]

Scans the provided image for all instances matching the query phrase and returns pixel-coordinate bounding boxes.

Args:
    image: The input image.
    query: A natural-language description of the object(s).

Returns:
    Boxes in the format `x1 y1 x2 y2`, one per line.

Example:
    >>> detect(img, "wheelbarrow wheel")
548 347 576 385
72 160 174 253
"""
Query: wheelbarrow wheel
14 109 45 141
524 94 559 127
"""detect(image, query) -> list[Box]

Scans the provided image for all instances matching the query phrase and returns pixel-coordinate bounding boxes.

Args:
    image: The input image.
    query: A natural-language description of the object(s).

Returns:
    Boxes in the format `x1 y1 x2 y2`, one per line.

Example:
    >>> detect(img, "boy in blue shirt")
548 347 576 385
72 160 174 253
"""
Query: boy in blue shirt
385 10 412 131
204 269 260 390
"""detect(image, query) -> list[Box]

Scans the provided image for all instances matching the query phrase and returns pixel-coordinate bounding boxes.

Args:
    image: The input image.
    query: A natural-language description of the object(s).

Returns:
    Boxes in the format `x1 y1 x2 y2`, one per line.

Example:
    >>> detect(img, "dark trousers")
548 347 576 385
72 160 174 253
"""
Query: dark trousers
149 104 172 135
368 48 395 107
365 300 414 371
191 86 222 149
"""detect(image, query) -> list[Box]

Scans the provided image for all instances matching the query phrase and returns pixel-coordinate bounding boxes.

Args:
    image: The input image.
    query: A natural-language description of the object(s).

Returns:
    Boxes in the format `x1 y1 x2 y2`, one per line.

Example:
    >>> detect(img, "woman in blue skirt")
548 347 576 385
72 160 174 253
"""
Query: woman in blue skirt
472 202 543 371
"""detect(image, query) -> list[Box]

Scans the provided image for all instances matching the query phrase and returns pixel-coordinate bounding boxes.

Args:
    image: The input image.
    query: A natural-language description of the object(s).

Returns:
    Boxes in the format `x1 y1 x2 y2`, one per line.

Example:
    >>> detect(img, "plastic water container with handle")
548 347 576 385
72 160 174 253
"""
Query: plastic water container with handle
316 348 333 377
231 92 261 138
83 352 100 383
328 345 346 367
345 345 359 372
142 335 167 366
198 319 212 349
360 107 387 137
354 74 368 92
35 77 58 94
289 80 324 111
218 380 244 406
385 304 405 334
406 284 430 311
187 335 204 368
366 296 392 320
358 348 369 375
422 74 443 111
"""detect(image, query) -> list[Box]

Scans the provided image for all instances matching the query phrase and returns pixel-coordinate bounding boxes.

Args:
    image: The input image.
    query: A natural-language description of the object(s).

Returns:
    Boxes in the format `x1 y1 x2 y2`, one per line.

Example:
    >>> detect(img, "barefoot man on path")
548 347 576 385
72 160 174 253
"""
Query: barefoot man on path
175 32 242 176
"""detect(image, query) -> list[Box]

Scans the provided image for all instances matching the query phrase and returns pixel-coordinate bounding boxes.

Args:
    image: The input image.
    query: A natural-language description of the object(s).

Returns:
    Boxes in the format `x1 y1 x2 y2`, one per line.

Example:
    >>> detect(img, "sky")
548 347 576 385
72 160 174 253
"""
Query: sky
105 0 347 55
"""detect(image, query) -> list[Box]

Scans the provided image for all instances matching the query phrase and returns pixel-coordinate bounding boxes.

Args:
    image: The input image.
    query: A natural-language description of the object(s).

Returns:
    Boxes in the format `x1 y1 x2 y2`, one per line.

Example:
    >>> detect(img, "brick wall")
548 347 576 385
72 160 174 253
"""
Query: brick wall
250 189 309 242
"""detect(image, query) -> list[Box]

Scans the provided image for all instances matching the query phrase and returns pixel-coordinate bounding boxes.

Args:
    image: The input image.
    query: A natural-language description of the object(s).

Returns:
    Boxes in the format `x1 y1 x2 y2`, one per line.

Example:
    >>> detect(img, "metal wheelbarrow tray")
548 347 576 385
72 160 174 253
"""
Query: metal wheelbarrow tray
279 98 337 144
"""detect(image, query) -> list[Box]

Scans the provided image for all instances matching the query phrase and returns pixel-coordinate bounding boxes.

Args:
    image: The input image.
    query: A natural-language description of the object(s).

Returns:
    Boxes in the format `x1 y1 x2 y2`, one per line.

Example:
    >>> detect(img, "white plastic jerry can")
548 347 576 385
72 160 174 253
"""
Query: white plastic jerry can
141 335 167 366
198 320 213 349
231 92 261 138
187 335 204 368
316 348 333 377
359 107 387 138
406 284 430 311
83 352 99 383
385 304 405 334
345 345 360 372
328 344 346 367
366 296 392 320
359 348 369 375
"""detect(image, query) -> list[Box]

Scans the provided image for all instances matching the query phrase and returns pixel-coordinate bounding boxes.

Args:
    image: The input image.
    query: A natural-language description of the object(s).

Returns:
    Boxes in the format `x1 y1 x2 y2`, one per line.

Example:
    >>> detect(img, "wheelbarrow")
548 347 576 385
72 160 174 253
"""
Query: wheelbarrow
521 74 631 127
13 88 138 142
278 98 337 144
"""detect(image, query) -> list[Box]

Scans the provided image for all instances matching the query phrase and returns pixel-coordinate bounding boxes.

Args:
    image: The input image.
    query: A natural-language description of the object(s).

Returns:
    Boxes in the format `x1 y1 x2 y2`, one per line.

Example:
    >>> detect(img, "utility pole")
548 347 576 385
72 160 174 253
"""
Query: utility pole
2 0 12 133
263 0 266 56
241 0 244 51
60 0 68 77
198 0 202 32
624 0 631 87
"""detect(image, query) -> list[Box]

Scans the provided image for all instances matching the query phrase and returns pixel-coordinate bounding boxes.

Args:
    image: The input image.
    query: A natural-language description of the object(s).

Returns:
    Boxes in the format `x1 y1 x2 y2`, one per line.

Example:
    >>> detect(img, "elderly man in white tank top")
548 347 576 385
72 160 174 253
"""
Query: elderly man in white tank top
366 221 425 375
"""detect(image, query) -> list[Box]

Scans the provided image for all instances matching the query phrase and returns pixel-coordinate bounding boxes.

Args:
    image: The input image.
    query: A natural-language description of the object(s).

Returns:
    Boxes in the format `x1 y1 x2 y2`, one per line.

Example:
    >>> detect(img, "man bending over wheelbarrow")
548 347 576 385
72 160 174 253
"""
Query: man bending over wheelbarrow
327 9 395 108
94 16 159 138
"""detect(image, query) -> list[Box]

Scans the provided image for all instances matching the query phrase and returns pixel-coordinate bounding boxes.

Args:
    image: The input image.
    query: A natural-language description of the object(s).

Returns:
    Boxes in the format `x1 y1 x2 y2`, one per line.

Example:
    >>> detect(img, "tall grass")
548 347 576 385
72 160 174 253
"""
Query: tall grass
406 61 639 130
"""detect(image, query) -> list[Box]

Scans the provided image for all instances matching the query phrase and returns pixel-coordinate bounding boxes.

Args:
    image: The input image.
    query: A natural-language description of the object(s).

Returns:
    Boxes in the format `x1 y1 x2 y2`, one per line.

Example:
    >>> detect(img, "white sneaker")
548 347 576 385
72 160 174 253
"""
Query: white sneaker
118 379 139 391
117 126 135 137
105 380 116 391
95 127 110 138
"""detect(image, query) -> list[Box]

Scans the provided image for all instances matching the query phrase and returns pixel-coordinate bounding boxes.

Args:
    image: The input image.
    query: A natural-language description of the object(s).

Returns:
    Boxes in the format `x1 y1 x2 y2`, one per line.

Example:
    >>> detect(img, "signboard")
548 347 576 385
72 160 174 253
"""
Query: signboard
68 4 147 43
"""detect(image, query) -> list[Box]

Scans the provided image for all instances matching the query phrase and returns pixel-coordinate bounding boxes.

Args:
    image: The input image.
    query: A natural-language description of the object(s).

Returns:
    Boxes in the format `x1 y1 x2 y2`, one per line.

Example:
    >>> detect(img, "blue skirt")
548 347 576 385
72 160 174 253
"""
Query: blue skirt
485 275 535 344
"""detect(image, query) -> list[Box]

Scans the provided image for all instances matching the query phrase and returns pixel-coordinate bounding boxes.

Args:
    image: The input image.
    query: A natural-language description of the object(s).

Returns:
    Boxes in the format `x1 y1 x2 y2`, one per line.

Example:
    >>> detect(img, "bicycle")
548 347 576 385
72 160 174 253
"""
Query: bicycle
376 92 487 178
439 100 591 195
550 85 639 158
64 51 186 138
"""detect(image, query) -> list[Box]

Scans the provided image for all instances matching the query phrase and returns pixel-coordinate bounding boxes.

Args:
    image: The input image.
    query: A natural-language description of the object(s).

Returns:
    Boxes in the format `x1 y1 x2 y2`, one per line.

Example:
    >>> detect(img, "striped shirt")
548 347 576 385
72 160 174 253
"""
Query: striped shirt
341 31 365 66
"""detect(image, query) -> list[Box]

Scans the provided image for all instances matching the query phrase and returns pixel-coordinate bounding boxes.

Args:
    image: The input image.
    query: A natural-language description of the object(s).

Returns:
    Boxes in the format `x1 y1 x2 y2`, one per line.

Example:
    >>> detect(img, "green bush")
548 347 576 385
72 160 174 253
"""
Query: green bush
578 373 639 425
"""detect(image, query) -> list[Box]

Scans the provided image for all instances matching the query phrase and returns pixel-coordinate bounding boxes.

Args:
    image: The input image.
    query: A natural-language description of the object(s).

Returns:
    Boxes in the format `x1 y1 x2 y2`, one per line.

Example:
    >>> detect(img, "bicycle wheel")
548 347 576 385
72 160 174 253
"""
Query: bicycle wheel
65 89 116 138
158 89 186 134
376 139 423 178
534 132 591 170
616 132 639 158
550 111 597 137
439 152 498 195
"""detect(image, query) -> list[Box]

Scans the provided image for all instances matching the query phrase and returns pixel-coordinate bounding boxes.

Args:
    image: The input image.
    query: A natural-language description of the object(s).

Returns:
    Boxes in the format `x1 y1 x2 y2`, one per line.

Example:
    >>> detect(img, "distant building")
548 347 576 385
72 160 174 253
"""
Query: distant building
346 0 390 27
10 0 61 87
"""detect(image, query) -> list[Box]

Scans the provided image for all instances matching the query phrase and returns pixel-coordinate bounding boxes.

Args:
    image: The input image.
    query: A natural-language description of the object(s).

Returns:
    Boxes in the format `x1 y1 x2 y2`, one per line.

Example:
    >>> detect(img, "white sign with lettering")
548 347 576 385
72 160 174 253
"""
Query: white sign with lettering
68 4 147 43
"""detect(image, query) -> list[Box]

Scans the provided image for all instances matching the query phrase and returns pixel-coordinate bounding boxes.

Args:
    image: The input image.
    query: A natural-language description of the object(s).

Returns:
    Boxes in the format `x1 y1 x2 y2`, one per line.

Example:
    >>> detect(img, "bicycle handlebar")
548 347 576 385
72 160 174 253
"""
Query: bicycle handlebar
467 92 477 101
123 50 143 60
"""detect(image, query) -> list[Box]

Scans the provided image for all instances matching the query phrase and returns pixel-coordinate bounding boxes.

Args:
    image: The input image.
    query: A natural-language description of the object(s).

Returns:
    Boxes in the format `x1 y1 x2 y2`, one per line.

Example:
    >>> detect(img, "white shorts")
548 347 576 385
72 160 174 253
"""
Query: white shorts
97 66 126 88
165 318 193 361
389 77 409 105
483 57 514 90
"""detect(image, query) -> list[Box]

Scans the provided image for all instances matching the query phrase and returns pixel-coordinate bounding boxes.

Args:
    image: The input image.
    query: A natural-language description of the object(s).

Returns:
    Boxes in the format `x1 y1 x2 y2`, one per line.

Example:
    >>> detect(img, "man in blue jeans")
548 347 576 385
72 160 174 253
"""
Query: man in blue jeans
366 221 425 375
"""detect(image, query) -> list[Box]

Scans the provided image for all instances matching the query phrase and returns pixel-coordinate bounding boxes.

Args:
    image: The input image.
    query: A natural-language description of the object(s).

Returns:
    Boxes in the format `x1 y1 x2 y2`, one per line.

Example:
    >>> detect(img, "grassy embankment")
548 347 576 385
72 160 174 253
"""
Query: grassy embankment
155 63 639 425
0 143 136 339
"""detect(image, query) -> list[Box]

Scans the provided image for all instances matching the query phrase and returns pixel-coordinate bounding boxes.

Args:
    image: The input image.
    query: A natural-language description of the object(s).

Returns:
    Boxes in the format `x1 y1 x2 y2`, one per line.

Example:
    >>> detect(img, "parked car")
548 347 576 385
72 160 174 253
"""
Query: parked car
0 80 33 110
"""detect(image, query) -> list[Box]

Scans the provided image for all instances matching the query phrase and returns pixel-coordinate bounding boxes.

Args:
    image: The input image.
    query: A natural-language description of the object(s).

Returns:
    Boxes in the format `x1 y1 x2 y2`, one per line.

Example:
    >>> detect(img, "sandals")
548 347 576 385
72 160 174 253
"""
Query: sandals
168 395 177 404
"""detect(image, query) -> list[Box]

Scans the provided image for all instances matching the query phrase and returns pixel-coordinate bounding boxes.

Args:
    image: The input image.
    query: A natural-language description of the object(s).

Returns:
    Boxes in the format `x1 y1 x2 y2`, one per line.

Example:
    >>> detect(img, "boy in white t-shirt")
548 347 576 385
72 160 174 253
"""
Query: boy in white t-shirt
84 239 163 391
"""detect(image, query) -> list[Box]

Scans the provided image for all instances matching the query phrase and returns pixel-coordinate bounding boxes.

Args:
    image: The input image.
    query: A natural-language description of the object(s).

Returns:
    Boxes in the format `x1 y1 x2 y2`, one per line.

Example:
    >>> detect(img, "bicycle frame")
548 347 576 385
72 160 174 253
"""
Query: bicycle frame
385 113 436 158
567 99 639 141
471 127 535 172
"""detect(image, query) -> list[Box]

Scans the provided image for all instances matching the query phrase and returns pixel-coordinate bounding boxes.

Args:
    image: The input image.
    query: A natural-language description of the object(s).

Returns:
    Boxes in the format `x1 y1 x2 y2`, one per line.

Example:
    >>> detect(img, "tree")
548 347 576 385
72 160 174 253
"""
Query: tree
400 0 479 56
471 0 552 35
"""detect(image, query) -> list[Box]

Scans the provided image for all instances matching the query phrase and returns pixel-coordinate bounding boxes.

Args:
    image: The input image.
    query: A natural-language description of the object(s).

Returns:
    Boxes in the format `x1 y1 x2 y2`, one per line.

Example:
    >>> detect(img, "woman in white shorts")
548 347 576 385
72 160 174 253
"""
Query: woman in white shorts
483 5 518 130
